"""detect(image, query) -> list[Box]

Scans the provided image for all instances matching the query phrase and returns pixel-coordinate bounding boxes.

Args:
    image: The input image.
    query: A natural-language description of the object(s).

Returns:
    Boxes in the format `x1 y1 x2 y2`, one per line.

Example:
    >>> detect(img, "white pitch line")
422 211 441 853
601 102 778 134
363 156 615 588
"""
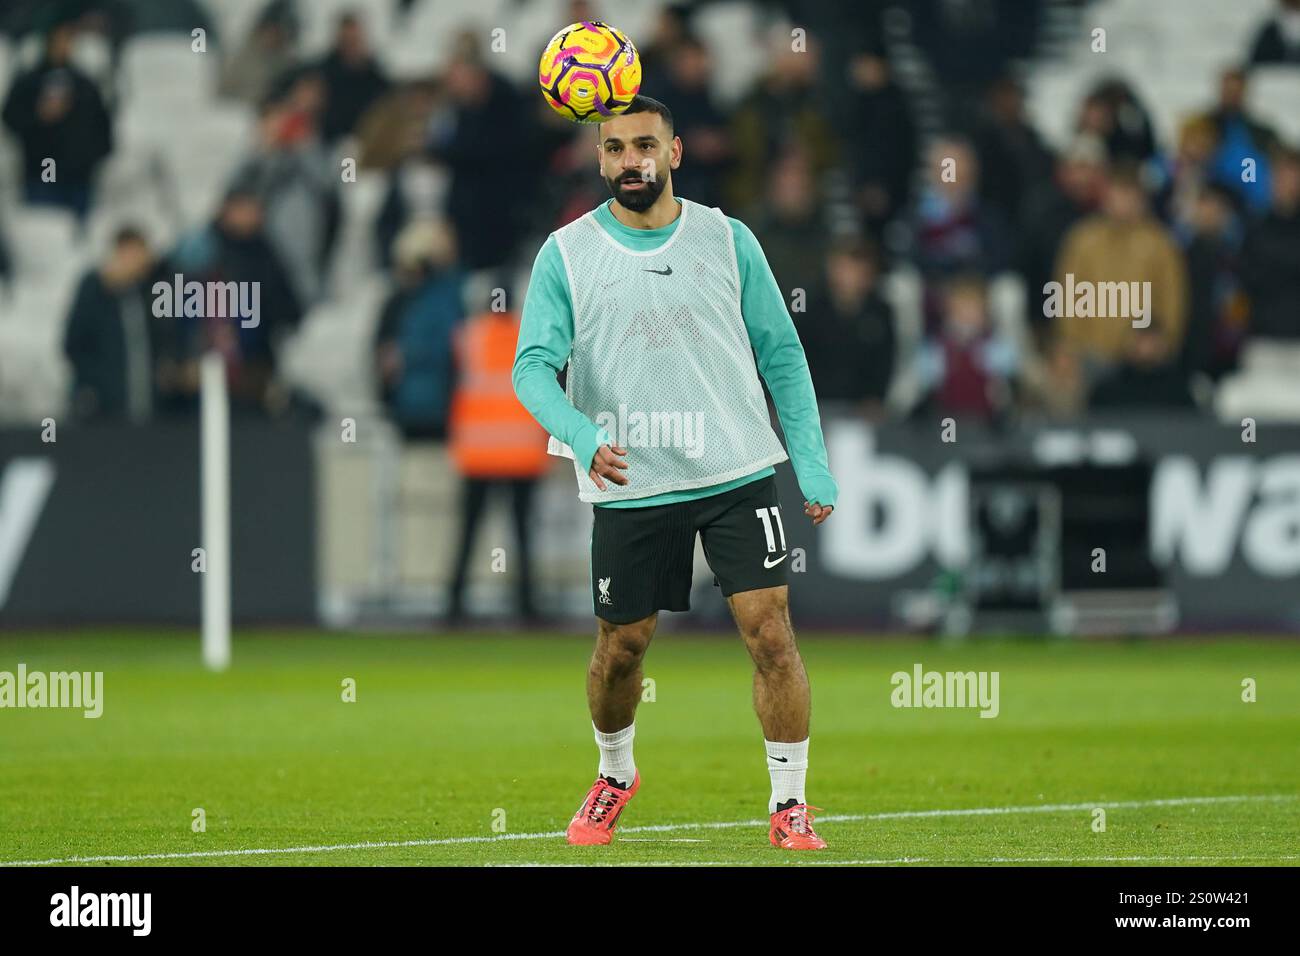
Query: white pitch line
492 854 1300 867
2 794 1293 867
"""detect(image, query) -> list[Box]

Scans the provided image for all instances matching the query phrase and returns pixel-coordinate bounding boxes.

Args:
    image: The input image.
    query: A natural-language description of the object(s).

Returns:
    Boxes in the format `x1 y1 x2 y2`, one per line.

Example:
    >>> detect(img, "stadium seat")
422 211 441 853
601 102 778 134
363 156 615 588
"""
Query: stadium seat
693 1 768 107
1024 0 1280 152
160 103 255 226
0 277 74 422
279 275 390 415
70 31 114 90
0 35 12 103
0 141 17 205
882 264 924 415
8 277 73 340
195 0 269 53
1024 63 1093 149
1216 371 1300 423
85 204 175 262
381 0 499 79
11 31 41 73
1248 67 1300 145
329 169 392 298
988 272 1032 377
93 148 176 229
112 98 252 231
5 208 83 283
1215 341 1300 422
474 0 576 85
297 0 399 60
120 34 218 105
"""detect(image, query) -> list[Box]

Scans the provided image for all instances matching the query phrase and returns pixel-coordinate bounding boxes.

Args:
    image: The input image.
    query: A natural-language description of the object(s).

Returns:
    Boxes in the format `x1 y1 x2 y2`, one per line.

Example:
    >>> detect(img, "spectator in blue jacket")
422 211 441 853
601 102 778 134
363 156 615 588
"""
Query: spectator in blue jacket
374 219 465 440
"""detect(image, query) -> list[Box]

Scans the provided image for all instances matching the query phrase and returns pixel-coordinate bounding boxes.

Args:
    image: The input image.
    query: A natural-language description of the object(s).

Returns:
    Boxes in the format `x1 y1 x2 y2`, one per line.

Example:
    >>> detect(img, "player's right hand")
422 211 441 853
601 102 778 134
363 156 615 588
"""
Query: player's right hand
589 444 629 490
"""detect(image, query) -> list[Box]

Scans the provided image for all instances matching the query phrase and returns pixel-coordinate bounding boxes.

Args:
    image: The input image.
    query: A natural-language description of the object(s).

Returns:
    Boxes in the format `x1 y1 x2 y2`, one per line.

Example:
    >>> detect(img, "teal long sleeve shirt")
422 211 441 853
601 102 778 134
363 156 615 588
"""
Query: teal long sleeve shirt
512 198 837 509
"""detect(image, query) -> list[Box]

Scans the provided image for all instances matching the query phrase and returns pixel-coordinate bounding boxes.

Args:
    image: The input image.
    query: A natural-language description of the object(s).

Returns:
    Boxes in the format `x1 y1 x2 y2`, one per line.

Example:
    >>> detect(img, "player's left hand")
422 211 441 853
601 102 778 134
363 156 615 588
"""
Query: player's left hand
804 501 833 526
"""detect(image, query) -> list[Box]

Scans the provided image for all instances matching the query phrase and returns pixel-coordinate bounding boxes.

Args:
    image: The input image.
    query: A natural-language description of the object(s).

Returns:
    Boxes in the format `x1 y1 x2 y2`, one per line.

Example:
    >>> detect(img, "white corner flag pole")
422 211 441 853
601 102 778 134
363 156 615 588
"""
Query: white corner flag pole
200 351 231 672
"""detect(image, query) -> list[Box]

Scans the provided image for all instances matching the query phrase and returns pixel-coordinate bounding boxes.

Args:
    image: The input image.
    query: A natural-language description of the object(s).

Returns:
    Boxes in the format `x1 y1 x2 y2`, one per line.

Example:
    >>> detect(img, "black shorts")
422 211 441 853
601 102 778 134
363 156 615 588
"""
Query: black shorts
590 474 790 624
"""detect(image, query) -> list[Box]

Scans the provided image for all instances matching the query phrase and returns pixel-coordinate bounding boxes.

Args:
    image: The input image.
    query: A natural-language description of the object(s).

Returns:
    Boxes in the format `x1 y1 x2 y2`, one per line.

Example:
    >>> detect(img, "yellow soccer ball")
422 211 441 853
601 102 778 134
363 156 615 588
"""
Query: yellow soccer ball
539 20 642 124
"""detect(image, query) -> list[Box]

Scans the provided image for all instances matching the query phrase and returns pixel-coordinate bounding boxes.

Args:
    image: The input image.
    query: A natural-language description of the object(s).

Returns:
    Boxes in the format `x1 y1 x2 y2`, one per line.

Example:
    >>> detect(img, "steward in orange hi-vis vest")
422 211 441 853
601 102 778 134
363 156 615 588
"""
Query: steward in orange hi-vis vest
449 311 551 478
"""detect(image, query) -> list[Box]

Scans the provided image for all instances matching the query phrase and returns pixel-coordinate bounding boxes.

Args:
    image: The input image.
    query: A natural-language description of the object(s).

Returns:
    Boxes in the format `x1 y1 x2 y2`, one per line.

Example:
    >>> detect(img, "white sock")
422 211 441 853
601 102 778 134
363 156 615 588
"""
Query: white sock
765 738 809 813
594 722 636 789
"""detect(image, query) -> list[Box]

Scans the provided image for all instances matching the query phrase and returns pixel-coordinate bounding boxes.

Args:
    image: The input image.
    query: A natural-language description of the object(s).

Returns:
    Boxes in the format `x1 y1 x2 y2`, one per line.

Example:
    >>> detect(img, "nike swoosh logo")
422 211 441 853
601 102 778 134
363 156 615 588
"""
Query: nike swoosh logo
764 553 788 568
768 755 789 763
643 266 672 276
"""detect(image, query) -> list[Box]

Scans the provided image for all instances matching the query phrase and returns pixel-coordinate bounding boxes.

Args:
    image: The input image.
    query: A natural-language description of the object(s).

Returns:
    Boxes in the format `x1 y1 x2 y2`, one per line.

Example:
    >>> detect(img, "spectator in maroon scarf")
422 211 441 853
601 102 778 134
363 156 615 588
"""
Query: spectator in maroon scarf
913 136 1012 332
915 273 1018 420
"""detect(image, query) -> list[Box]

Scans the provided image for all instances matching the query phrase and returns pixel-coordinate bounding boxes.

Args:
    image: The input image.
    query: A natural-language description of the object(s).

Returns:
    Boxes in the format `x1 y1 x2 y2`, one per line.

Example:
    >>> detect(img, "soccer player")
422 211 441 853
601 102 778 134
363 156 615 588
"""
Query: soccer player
513 95 837 850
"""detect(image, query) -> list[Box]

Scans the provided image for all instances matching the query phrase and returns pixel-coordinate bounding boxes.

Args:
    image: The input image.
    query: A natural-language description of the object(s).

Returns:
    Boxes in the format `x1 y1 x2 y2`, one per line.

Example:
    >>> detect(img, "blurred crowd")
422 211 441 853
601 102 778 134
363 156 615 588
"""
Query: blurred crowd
2 0 1300 431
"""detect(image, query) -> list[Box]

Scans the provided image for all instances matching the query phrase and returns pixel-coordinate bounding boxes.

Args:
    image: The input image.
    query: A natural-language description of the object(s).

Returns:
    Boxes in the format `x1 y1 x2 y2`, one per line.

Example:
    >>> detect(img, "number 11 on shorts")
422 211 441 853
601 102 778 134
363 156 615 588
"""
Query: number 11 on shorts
755 506 787 553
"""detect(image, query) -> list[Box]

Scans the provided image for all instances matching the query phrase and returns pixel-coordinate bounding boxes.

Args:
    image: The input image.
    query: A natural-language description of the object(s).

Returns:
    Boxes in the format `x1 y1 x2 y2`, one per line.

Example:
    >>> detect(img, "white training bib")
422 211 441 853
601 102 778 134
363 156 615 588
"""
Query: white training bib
549 198 788 503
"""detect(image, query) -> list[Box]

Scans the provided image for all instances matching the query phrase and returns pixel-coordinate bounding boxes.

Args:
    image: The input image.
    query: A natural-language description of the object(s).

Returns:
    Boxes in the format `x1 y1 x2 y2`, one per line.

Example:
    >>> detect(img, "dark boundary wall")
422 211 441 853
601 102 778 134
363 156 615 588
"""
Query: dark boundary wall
3 414 1299 631
775 412 1300 631
0 422 315 626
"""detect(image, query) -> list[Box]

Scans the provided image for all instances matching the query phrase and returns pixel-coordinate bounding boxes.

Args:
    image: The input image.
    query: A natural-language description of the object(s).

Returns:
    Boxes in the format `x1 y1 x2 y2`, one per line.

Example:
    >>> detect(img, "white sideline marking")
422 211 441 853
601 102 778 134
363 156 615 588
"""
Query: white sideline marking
493 854 1300 867
2 794 1293 867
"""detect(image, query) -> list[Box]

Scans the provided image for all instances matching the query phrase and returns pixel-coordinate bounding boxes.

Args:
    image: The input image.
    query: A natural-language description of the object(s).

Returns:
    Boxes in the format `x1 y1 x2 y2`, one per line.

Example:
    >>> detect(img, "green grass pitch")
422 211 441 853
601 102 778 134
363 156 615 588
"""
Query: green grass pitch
1 632 1297 866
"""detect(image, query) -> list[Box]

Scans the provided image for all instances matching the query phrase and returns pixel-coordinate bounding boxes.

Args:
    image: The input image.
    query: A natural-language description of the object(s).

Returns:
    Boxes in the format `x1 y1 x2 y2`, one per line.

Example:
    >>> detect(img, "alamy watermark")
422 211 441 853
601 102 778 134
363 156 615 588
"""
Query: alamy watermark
0 664 103 718
891 663 1000 718
152 274 260 328
50 886 150 936
594 404 705 459
1043 273 1150 328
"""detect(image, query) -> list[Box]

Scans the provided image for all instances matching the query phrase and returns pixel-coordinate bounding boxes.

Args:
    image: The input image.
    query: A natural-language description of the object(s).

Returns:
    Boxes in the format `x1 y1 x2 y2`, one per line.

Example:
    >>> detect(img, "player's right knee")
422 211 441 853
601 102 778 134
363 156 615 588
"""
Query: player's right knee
597 615 655 664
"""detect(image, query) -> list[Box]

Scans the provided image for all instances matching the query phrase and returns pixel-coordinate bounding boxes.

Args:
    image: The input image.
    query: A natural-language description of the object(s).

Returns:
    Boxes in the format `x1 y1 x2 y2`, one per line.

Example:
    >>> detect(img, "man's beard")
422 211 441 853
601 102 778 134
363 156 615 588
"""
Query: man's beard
606 170 668 212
